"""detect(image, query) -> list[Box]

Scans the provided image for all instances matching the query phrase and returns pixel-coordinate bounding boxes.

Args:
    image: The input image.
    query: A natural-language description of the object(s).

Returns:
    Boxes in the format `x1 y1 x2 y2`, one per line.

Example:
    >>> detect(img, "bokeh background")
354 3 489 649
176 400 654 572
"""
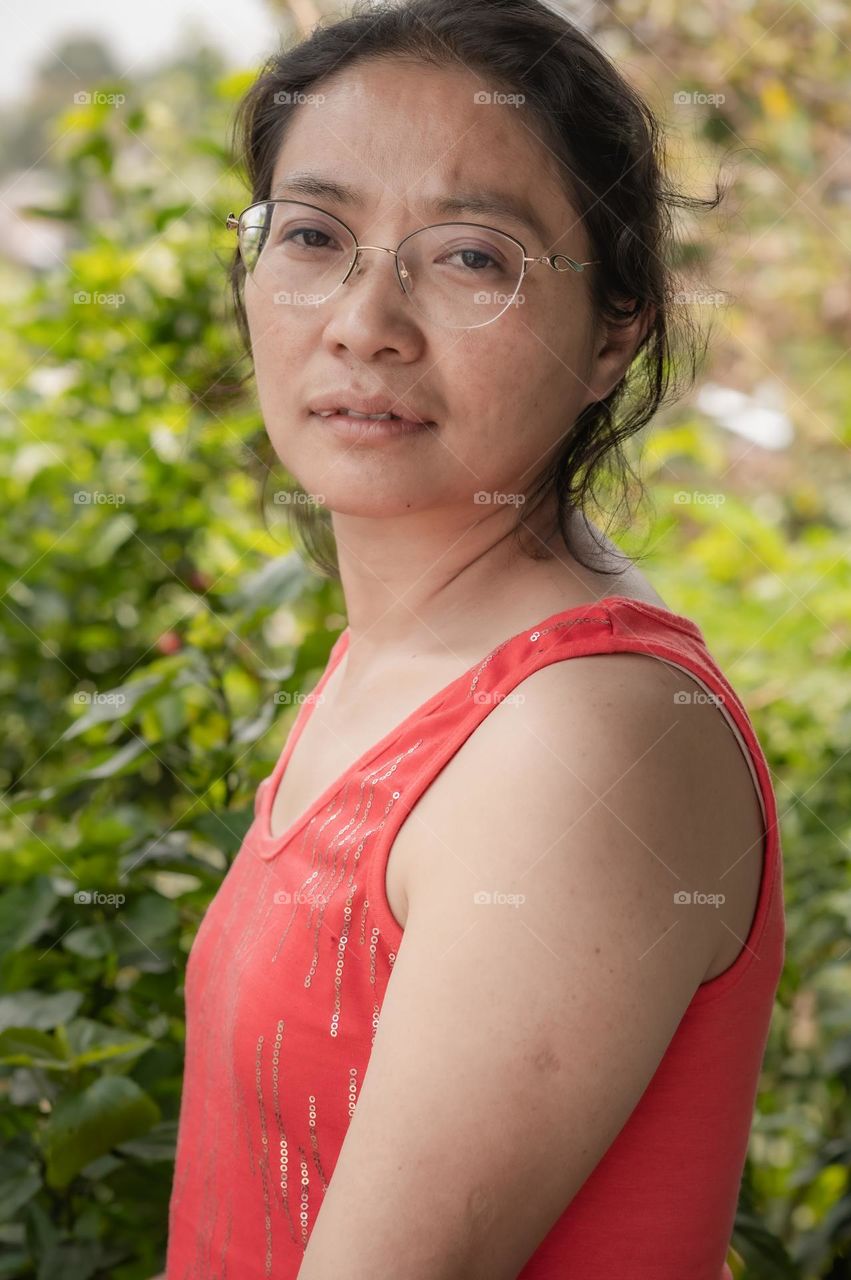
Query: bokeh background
1 1 850 1276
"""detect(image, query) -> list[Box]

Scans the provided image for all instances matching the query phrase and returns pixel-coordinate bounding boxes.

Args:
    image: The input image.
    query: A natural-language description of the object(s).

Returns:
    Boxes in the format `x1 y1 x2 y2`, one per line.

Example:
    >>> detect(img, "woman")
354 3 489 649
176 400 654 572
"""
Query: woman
165 2 785 1277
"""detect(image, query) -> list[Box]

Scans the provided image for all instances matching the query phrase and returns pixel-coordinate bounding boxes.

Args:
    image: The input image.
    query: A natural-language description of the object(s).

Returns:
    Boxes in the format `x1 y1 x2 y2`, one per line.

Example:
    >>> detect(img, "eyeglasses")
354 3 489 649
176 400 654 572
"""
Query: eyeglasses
226 199 599 331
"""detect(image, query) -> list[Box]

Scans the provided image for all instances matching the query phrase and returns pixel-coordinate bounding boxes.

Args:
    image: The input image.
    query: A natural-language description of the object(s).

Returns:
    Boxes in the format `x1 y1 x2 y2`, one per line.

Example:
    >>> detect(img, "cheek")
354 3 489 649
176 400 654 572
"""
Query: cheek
443 329 583 487
247 295 293 377
246 303 312 432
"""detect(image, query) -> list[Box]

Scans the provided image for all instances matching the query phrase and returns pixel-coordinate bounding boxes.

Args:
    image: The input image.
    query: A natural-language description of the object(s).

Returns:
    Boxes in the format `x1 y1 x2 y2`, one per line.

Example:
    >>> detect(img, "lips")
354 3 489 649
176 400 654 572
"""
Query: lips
308 394 436 425
315 409 402 422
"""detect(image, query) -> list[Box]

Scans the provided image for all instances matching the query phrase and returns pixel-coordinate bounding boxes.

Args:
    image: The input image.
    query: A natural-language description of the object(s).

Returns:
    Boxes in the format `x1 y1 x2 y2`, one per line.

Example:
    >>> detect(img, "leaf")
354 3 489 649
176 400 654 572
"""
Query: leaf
64 1018 153 1068
62 673 168 740
36 1239 105 1280
731 1212 798 1278
154 202 193 233
42 1075 161 1188
122 892 179 939
0 990 83 1033
86 513 137 567
73 737 151 781
224 551 312 616
0 1252 32 1277
115 1118 179 1161
0 1026 68 1069
0 1171 41 1221
117 829 225 878
192 805 256 856
62 924 113 959
0 877 58 956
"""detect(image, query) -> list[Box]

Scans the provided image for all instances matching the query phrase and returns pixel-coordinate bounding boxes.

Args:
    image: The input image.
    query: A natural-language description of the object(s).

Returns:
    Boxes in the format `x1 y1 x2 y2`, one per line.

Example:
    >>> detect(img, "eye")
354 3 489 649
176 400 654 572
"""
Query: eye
284 227 335 249
444 247 501 271
428 234 511 274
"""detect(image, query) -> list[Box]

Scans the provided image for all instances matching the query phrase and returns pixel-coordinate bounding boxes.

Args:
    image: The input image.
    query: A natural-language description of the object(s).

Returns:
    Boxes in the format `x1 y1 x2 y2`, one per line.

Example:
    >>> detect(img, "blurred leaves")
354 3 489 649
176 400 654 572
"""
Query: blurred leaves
0 2 849 1278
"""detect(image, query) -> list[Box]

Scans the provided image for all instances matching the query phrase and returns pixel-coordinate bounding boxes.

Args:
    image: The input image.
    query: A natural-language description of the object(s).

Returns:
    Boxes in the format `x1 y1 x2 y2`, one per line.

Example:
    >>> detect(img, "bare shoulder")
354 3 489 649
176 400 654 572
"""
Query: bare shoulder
393 649 764 981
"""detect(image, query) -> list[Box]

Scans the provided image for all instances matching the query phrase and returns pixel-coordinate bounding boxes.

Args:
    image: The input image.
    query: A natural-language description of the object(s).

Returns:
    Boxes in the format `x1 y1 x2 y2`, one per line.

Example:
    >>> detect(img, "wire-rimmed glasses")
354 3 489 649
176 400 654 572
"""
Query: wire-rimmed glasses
226 199 599 330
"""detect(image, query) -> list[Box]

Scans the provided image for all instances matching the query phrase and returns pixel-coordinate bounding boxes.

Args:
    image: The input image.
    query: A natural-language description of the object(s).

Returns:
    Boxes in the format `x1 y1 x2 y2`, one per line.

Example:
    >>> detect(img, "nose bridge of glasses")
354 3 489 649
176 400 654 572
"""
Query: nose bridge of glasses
348 242 407 292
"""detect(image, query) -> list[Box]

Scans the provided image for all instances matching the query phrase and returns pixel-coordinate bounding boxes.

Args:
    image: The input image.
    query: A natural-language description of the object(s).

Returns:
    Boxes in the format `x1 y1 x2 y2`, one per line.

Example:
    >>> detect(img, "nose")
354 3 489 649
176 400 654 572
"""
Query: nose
319 239 425 362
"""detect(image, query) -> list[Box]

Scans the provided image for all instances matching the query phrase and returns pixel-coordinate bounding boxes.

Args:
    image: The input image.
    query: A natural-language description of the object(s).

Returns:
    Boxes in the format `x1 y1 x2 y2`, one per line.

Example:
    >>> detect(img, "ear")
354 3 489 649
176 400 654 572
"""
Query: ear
583 300 656 407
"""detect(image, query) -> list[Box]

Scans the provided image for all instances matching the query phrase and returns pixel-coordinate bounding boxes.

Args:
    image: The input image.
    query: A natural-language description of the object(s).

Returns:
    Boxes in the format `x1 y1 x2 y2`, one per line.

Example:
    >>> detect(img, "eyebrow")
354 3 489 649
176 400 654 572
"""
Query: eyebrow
269 172 553 246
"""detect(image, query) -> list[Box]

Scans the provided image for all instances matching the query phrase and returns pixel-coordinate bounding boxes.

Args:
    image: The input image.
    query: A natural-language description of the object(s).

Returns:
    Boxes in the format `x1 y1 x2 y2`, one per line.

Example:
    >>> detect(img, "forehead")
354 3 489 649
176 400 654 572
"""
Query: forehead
269 58 578 245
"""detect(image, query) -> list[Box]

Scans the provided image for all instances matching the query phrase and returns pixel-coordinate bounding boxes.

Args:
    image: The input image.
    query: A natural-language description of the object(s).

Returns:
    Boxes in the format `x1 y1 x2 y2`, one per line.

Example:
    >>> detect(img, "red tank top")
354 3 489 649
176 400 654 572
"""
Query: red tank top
165 596 785 1280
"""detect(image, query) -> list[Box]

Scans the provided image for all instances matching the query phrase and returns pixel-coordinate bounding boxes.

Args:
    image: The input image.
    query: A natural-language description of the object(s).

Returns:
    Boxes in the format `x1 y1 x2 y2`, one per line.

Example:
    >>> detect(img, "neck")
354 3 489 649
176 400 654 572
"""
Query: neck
328 498 629 673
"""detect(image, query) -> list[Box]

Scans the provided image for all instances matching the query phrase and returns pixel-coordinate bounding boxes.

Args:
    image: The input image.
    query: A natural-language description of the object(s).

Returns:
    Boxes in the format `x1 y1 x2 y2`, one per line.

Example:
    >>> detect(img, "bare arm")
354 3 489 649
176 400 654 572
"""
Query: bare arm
296 654 734 1280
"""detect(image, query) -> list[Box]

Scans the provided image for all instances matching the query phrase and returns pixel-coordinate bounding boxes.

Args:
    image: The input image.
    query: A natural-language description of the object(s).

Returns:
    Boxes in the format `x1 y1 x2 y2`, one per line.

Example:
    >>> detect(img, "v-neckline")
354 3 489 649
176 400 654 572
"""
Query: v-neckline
254 594 702 857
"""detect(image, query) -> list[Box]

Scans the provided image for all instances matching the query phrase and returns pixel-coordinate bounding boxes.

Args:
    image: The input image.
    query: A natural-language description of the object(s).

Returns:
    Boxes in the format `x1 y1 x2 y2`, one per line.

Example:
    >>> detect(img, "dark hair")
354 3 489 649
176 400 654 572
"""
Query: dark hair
229 0 726 578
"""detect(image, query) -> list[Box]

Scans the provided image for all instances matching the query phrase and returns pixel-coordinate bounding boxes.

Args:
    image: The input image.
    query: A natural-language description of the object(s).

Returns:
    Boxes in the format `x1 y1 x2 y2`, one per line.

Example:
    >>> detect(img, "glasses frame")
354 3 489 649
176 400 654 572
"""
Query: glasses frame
225 199 600 328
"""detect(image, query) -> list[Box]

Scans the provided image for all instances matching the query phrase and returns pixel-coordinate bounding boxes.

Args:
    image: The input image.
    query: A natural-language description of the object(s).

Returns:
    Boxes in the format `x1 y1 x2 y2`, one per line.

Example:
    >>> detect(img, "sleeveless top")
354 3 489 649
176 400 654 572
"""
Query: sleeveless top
165 596 786 1280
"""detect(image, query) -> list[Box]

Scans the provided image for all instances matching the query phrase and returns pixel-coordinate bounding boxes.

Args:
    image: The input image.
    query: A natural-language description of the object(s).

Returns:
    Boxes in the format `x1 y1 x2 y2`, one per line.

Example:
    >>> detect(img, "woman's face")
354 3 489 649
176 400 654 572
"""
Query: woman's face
245 58 618 522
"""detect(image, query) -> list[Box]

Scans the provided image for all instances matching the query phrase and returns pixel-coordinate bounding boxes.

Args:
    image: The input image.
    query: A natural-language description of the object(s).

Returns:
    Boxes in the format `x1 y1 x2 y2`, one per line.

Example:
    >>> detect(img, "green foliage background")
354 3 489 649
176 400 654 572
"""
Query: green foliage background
1 3 849 1277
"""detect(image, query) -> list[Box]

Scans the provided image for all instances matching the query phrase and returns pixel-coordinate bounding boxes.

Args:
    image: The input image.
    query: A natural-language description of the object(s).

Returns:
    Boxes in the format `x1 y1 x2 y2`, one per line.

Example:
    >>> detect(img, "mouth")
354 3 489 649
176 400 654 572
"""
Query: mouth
311 408 436 427
307 397 438 428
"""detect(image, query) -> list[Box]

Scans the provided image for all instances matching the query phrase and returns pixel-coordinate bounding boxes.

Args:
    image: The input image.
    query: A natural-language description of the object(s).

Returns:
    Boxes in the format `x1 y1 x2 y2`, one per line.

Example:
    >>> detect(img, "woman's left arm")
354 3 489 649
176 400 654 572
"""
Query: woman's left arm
297 654 733 1280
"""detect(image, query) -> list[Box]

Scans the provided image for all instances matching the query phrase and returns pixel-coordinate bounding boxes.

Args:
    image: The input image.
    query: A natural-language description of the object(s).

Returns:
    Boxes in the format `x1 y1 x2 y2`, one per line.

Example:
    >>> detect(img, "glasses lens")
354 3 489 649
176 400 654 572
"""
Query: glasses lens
398 225 525 329
238 205 526 328
239 201 355 305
